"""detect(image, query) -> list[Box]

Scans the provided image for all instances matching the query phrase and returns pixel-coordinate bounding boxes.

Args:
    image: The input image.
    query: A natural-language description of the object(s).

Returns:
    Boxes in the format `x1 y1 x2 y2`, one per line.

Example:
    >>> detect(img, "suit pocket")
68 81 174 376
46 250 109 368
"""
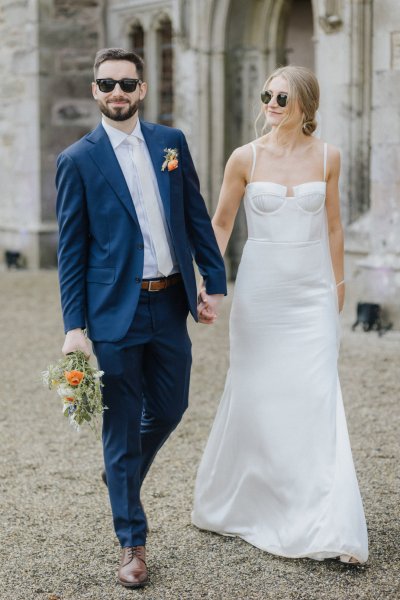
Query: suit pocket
86 267 115 284
169 167 182 197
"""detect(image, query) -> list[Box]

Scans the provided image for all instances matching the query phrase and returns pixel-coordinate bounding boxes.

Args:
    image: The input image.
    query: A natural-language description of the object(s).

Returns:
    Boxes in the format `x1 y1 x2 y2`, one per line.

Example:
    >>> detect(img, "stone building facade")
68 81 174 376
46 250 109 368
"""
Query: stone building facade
1 0 400 320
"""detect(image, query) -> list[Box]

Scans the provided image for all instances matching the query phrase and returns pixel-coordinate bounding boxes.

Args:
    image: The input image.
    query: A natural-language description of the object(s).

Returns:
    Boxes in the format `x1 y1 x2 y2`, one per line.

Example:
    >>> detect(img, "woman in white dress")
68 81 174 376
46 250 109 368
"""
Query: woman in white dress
192 66 368 564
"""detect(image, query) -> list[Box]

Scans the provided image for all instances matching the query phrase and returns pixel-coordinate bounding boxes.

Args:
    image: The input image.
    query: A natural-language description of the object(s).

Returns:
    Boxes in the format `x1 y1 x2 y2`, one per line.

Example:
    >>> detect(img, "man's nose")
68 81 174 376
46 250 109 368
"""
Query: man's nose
110 83 124 95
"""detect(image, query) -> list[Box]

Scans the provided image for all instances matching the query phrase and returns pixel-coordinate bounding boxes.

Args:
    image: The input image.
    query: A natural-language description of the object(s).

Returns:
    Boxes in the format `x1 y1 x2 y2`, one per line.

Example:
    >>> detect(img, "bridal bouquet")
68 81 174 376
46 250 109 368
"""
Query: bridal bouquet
42 351 105 433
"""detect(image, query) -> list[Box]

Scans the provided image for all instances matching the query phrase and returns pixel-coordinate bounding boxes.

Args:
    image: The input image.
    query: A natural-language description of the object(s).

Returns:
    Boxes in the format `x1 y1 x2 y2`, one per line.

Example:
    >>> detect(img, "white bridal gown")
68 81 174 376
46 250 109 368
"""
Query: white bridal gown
192 143 368 563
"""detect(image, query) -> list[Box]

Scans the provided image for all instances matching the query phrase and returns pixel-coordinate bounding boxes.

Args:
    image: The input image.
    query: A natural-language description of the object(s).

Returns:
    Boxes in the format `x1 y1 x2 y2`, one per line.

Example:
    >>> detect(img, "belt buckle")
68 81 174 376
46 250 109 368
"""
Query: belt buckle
148 280 159 292
148 278 167 292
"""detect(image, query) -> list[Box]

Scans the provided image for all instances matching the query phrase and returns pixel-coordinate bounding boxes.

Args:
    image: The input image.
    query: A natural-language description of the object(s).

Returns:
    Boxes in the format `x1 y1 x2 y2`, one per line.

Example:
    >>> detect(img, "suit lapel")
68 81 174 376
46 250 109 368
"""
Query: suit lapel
87 124 140 228
140 120 171 221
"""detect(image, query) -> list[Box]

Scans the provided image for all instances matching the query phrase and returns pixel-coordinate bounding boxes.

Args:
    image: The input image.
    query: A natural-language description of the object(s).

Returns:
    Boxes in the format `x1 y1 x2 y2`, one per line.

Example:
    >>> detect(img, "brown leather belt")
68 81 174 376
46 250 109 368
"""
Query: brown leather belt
141 273 182 292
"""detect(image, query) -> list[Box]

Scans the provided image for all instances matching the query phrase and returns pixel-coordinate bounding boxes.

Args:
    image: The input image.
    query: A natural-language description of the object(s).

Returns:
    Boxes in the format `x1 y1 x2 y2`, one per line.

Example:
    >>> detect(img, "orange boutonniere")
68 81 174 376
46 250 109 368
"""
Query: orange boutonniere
161 148 179 171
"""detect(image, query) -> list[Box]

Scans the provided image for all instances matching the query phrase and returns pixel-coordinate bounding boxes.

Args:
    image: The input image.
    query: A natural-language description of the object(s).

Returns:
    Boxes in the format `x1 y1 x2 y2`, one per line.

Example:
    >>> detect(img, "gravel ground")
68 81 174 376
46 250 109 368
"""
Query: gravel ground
0 270 399 600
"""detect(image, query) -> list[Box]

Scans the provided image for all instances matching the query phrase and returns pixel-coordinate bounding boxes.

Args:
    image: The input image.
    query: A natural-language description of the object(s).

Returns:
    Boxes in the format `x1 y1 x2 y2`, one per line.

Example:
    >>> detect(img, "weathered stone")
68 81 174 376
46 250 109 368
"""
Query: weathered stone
0 0 399 326
53 0 103 20
353 2 400 324
56 49 95 73
0 0 105 267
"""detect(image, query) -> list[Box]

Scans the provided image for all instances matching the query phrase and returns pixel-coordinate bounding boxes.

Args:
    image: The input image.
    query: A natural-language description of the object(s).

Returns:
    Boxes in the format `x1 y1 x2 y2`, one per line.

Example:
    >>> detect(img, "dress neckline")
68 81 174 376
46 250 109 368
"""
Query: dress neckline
245 180 326 199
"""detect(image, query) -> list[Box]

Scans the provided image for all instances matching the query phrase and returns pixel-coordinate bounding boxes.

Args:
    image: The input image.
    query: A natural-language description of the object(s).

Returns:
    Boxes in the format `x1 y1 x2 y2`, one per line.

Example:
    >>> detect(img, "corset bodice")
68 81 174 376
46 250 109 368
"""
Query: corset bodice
244 181 327 243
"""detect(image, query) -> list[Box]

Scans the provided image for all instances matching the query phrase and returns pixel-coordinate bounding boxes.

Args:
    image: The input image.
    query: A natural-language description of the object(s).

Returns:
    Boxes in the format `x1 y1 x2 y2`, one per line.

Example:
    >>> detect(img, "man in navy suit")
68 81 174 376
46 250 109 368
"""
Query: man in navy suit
56 47 226 588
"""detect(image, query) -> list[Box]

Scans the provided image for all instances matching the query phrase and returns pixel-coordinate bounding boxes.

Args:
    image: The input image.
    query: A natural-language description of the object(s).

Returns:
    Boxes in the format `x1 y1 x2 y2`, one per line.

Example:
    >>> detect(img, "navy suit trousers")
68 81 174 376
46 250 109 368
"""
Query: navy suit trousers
93 281 192 547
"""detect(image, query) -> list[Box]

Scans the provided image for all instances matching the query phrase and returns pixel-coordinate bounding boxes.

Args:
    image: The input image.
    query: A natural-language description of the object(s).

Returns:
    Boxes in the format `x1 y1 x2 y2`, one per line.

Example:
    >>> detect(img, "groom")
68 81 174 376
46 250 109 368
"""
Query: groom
56 47 226 588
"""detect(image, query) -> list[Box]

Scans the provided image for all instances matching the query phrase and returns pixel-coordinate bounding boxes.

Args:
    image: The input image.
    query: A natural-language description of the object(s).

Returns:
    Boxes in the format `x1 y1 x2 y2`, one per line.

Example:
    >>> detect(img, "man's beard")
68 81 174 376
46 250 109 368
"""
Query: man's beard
98 98 139 122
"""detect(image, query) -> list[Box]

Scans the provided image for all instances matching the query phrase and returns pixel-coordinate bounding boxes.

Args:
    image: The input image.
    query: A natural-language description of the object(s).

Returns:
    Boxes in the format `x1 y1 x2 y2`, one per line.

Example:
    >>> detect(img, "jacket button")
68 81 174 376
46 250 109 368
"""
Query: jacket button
135 277 141 283
137 244 144 250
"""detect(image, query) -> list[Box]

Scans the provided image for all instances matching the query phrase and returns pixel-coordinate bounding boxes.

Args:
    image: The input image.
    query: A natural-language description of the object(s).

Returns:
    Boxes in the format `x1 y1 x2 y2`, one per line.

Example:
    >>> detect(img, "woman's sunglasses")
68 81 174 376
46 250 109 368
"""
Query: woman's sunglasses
261 91 288 108
96 78 141 93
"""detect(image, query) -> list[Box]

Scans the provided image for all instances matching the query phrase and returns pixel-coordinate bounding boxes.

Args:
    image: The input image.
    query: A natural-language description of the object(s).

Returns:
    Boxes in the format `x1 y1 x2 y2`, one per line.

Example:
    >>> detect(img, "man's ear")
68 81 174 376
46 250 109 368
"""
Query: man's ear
139 82 148 101
92 81 98 100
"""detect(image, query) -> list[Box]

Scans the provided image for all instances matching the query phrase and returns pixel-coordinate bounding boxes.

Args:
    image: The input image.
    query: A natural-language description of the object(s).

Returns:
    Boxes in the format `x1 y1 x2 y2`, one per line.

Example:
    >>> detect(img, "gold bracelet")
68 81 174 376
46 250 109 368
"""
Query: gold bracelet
336 280 345 287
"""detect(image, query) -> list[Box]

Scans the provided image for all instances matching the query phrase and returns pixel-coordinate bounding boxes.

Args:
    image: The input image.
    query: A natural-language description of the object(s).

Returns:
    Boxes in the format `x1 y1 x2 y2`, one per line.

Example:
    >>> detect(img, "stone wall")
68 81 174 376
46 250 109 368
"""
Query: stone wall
38 0 105 266
354 0 400 324
0 0 105 268
0 0 41 267
1 0 399 325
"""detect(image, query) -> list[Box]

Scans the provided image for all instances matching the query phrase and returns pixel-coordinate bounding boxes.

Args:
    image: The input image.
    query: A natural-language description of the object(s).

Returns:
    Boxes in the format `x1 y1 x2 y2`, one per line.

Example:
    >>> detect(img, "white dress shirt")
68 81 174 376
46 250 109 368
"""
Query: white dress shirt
102 118 177 278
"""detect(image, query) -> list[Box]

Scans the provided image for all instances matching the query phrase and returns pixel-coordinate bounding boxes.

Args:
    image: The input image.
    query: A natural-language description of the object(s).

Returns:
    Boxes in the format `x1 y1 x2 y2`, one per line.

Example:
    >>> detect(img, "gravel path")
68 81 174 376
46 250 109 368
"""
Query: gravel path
0 271 399 600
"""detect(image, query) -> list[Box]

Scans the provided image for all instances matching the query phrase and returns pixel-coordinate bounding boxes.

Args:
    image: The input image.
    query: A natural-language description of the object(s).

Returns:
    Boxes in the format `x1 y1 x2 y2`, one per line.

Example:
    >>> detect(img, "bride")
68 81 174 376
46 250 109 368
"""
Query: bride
193 66 368 564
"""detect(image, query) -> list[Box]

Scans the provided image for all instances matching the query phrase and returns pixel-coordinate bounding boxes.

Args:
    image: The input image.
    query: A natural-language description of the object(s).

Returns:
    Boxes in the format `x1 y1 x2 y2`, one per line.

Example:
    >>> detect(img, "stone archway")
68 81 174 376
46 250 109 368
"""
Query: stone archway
218 0 316 275
285 0 315 69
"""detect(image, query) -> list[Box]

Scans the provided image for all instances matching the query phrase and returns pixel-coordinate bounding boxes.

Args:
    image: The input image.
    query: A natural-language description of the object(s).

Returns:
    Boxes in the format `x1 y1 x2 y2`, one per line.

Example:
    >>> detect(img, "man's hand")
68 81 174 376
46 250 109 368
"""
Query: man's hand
62 328 91 357
197 289 224 325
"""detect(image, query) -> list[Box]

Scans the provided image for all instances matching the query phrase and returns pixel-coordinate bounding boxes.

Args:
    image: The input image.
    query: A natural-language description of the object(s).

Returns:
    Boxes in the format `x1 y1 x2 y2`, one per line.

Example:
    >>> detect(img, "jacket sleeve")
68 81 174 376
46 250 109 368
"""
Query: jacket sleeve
179 132 227 295
55 152 89 333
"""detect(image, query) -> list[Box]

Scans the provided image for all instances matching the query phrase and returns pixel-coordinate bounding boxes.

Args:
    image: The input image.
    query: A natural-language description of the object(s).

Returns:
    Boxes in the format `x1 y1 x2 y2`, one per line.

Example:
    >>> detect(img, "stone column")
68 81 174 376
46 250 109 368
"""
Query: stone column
314 2 352 223
0 0 106 268
0 0 41 267
37 0 105 267
355 1 400 325
144 22 159 124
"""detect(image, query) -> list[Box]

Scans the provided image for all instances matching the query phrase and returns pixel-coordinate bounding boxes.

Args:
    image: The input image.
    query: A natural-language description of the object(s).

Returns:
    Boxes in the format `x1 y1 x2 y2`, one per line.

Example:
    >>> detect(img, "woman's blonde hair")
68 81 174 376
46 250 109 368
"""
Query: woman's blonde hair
255 65 320 138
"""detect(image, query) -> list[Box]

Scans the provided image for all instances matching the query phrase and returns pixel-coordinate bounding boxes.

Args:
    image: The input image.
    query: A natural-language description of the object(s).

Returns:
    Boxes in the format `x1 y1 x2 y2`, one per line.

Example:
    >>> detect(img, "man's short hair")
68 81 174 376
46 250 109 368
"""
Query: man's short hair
93 48 144 80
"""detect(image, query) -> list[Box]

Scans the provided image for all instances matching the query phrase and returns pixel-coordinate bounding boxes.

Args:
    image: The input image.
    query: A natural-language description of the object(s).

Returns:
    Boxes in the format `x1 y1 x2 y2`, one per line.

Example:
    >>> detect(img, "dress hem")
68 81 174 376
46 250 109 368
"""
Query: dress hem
191 521 368 565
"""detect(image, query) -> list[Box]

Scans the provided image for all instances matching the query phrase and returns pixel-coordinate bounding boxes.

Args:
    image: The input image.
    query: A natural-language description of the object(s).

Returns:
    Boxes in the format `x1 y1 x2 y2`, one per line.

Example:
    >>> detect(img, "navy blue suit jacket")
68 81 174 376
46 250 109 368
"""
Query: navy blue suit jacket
56 120 227 342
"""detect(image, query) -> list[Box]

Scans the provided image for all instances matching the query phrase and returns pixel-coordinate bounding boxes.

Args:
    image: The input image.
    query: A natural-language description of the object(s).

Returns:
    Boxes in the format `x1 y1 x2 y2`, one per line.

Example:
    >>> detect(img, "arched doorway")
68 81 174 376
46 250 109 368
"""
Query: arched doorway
157 16 174 127
129 21 146 118
285 0 315 69
222 0 316 275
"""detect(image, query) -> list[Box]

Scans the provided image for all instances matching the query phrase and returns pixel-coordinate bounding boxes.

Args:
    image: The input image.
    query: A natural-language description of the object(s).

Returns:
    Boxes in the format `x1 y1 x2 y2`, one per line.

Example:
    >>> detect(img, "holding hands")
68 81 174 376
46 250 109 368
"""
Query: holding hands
197 286 224 325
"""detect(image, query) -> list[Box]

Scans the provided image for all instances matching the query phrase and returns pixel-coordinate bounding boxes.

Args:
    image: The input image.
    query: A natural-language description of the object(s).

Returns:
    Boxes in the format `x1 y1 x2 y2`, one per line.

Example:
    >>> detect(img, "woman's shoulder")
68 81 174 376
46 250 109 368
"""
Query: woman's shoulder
314 140 341 179
313 138 340 158
324 142 341 170
227 142 254 169
232 141 254 158
308 139 340 170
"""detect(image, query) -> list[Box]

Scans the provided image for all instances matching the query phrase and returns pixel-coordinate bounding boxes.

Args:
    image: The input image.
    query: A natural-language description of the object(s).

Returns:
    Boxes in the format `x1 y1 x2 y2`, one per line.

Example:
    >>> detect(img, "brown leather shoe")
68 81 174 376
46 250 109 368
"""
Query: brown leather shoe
117 546 149 588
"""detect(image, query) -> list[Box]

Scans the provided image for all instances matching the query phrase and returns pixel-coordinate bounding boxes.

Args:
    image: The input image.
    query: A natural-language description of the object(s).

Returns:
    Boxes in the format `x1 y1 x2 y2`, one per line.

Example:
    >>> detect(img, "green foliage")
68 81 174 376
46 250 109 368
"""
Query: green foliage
42 350 106 435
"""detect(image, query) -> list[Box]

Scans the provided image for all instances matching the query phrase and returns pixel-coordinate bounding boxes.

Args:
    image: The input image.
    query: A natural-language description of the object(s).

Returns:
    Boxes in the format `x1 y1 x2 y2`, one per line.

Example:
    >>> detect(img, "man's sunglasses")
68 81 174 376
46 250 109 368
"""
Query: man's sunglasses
261 91 288 107
96 78 141 93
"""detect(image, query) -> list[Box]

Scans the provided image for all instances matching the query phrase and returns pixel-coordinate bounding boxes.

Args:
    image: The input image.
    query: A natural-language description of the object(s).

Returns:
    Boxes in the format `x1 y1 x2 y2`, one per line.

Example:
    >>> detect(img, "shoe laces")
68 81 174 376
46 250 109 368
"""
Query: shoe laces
126 546 145 564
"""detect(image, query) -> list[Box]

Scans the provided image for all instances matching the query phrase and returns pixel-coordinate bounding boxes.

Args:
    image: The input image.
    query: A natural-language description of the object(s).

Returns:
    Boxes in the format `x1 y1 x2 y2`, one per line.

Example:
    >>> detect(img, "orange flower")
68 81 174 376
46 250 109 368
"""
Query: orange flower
64 370 84 386
161 148 179 171
65 397 75 403
168 159 179 171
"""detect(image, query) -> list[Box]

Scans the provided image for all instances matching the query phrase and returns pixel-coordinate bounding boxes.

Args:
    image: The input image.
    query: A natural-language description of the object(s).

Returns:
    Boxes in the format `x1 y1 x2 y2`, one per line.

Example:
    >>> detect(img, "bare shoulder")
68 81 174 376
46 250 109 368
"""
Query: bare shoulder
309 137 339 154
326 143 340 160
325 143 341 176
225 143 253 179
229 143 253 166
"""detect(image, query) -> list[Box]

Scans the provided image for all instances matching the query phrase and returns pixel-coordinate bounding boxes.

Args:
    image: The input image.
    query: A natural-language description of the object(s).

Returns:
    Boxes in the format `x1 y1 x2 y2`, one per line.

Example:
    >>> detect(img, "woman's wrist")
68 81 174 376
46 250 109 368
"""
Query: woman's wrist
336 279 345 288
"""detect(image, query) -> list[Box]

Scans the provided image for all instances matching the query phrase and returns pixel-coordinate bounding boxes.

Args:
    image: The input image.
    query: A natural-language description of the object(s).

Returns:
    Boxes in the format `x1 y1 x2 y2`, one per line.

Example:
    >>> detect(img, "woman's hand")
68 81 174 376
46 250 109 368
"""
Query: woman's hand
197 286 223 324
337 282 345 313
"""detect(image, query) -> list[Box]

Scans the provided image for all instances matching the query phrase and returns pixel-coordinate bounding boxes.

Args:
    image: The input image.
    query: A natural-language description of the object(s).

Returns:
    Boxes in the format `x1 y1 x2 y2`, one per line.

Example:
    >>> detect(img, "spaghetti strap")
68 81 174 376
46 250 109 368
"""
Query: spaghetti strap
249 143 257 183
323 143 328 182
